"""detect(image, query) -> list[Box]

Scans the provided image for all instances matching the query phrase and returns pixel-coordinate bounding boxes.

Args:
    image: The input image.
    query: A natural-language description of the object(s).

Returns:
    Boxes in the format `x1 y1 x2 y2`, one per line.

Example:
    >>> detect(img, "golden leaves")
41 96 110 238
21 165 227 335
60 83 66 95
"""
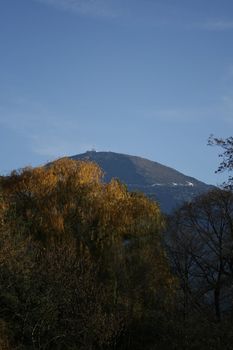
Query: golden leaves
1 158 164 250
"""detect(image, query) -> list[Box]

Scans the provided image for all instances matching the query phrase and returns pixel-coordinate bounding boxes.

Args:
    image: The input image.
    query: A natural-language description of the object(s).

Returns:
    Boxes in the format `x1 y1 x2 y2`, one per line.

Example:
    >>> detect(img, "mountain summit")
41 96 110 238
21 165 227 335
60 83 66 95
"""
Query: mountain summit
71 151 212 212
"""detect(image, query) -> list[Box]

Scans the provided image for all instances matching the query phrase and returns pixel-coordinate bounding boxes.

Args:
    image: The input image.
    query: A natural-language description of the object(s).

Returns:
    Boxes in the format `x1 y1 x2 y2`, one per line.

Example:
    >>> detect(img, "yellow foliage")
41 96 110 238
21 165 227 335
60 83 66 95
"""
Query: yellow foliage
0 159 176 349
0 158 163 250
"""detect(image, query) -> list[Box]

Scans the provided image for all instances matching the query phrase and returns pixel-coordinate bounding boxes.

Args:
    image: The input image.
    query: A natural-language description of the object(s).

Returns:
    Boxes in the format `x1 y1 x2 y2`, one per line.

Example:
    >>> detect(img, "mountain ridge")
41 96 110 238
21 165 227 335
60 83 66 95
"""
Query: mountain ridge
70 151 213 212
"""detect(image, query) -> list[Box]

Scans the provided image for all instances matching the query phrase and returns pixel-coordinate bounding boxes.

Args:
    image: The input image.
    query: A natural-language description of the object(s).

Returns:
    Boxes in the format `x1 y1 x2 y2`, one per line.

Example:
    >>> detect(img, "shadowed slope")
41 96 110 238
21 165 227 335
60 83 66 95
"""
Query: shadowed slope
71 151 213 212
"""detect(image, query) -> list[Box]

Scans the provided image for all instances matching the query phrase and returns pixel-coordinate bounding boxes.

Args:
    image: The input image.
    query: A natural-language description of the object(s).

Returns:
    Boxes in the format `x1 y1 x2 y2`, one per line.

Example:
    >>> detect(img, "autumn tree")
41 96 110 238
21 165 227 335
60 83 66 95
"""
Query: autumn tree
0 158 175 349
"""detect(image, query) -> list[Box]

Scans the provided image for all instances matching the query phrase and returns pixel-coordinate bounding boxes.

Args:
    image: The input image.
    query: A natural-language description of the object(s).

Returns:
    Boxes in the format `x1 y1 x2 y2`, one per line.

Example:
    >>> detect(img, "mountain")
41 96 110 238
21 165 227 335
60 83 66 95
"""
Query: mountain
70 151 213 213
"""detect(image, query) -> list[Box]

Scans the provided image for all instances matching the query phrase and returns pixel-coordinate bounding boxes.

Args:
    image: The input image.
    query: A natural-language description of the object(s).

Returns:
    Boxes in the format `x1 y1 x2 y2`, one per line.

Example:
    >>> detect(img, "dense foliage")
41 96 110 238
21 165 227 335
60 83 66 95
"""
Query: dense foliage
1 157 233 349
0 158 174 349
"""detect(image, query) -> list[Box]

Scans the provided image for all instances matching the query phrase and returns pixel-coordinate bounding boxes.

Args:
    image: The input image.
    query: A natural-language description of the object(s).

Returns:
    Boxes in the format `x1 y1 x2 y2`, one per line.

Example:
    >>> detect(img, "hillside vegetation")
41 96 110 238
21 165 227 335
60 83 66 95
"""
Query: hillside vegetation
0 158 233 349
0 158 174 349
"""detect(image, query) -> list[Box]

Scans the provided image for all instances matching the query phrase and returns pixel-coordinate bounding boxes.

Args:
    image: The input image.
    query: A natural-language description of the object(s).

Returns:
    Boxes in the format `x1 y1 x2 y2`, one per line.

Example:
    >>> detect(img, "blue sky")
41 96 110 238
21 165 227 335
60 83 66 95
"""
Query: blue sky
1 0 233 185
